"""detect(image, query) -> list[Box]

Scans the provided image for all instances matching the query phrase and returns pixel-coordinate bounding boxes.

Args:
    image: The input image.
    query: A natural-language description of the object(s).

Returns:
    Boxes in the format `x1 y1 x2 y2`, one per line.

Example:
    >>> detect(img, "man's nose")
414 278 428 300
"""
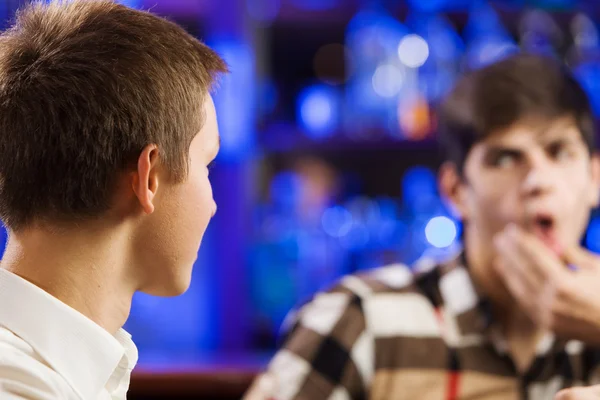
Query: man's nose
521 154 554 198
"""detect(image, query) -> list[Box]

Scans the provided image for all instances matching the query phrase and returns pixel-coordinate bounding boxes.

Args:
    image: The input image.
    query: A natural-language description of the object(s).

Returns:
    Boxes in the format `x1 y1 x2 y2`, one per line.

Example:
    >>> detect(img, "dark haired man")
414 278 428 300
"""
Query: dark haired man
246 54 600 399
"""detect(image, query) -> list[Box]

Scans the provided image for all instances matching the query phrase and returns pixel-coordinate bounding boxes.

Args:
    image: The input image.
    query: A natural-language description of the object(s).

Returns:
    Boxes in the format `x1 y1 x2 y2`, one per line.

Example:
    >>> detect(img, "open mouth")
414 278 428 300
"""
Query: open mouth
534 215 554 232
530 214 560 254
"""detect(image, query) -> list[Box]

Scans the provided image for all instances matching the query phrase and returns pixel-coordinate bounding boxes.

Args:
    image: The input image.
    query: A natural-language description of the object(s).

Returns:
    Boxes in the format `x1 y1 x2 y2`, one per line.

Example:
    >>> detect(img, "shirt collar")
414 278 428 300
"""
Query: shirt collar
437 250 494 335
436 250 557 359
0 268 138 399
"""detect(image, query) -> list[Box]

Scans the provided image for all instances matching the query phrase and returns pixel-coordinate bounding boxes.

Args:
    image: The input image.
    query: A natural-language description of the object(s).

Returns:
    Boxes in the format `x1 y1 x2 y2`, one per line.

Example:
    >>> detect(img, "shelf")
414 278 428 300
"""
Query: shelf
259 123 438 155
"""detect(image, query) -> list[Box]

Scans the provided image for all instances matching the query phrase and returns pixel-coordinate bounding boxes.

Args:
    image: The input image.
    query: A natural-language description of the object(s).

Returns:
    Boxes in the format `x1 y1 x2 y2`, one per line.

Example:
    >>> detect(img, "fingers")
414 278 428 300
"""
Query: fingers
563 247 600 270
556 386 600 400
496 225 567 279
510 225 565 278
493 225 576 327
494 225 559 287
493 257 530 303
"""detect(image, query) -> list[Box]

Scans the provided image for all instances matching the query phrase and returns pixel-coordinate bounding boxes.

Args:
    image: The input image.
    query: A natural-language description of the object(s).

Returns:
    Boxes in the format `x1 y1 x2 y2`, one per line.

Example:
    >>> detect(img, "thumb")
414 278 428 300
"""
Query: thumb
563 247 600 270
555 386 600 400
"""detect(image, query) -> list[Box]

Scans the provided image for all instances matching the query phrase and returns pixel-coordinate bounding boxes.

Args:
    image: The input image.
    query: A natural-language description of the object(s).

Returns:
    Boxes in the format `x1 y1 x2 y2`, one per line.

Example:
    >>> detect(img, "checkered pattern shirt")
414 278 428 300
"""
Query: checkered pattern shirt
251 252 600 400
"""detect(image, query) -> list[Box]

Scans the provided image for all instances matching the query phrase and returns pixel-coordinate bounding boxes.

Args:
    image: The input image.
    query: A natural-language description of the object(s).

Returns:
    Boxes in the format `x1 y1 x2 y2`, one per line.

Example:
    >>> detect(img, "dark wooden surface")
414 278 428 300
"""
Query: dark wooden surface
128 369 257 400
126 353 269 400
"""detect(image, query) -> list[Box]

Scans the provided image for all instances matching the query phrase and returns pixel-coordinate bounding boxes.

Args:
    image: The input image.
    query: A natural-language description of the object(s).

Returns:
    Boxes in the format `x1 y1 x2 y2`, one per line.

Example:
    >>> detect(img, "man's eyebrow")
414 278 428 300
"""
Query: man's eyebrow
538 135 579 148
484 144 524 154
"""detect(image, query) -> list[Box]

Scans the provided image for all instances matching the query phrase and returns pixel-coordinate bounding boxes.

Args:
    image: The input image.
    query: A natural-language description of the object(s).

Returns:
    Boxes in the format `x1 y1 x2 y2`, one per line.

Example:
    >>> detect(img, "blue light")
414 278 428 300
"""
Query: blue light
208 39 256 160
290 0 339 10
405 0 449 14
260 79 279 115
0 225 6 258
574 63 600 117
322 206 353 238
533 0 576 8
464 1 518 69
464 1 508 40
297 85 340 139
586 217 600 253
398 34 430 68
246 0 280 23
425 216 457 248
0 2 8 31
466 39 519 70
402 166 437 200
116 0 143 8
344 6 409 135
405 0 476 12
404 13 464 102
340 223 370 250
408 14 464 63
270 171 303 209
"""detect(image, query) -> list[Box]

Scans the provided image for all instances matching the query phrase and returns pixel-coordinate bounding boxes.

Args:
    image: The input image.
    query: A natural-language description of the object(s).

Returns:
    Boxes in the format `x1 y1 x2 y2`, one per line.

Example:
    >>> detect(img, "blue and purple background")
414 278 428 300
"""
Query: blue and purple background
1 0 600 372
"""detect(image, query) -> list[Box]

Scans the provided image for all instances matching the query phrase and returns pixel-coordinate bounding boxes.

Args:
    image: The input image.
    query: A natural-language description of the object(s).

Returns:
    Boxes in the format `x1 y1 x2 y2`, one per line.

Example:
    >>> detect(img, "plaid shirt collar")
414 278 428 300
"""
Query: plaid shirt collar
436 249 558 359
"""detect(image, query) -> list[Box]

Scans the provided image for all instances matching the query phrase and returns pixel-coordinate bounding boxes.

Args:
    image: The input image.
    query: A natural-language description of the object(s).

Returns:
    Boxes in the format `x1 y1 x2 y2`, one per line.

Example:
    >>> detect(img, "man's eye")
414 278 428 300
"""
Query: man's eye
493 153 517 168
549 143 572 162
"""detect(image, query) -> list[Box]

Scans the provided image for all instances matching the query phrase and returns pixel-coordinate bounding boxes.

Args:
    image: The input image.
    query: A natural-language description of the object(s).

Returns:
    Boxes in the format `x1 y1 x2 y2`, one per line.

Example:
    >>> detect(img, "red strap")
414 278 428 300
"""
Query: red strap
434 308 460 400
446 372 460 400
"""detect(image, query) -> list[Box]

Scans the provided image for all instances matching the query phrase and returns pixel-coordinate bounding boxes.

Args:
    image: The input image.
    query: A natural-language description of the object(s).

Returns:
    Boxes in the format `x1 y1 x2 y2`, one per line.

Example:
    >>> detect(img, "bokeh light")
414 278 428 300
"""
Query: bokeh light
322 206 353 238
297 85 340 139
372 64 405 97
398 34 430 68
425 216 458 248
398 95 431 139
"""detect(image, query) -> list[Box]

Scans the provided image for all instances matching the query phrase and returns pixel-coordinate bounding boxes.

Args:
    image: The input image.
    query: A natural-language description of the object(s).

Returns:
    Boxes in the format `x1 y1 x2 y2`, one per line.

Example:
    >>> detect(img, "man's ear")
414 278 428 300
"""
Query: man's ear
132 144 160 214
439 161 470 221
589 153 600 208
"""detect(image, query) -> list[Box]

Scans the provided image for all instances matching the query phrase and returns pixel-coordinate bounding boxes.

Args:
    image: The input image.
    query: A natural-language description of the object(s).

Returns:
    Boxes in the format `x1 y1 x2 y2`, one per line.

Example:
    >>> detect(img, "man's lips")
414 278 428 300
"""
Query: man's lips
528 213 562 255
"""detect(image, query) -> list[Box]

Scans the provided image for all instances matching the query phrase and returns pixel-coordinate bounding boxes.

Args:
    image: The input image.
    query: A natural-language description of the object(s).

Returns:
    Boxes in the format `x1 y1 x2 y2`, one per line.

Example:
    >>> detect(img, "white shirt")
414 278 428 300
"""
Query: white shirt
0 268 138 399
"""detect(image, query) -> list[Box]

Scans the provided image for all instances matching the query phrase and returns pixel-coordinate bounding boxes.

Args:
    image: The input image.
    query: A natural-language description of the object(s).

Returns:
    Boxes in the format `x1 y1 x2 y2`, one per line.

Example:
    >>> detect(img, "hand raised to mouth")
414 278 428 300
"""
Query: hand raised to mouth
494 224 600 344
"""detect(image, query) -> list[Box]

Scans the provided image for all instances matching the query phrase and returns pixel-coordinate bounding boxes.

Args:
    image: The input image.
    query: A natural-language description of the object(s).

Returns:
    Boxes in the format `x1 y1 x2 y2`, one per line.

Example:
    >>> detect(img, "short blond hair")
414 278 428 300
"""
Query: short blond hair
0 0 227 230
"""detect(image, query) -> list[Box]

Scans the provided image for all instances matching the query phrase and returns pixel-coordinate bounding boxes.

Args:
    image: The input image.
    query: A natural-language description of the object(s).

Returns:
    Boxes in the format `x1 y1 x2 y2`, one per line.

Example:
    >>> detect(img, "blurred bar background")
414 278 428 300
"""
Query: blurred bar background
2 0 600 398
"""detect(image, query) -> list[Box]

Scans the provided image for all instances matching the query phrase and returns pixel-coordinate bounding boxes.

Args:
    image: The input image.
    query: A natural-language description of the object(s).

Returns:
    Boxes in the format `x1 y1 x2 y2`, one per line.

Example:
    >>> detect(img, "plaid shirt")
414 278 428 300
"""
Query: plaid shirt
250 252 600 400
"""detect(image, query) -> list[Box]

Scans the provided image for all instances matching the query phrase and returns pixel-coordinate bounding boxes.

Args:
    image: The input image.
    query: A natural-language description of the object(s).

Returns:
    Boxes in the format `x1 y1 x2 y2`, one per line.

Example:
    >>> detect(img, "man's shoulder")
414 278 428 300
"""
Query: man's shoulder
0 326 55 373
278 257 457 371
0 326 74 399
331 263 417 297
0 326 39 360
324 255 445 302
283 253 467 335
287 256 447 325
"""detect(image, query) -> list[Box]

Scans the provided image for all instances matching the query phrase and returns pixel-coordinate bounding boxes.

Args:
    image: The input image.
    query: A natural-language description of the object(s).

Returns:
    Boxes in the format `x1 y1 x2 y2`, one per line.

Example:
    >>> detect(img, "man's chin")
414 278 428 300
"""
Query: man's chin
139 273 193 297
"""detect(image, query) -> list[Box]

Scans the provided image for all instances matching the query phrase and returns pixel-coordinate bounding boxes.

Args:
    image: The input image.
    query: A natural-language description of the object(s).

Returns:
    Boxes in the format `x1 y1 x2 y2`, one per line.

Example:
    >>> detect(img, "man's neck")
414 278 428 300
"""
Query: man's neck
0 224 137 335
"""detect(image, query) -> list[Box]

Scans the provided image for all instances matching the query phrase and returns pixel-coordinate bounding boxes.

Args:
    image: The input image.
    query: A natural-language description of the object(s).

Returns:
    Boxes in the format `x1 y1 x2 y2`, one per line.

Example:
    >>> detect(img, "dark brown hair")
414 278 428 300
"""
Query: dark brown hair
438 53 595 173
0 0 227 230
